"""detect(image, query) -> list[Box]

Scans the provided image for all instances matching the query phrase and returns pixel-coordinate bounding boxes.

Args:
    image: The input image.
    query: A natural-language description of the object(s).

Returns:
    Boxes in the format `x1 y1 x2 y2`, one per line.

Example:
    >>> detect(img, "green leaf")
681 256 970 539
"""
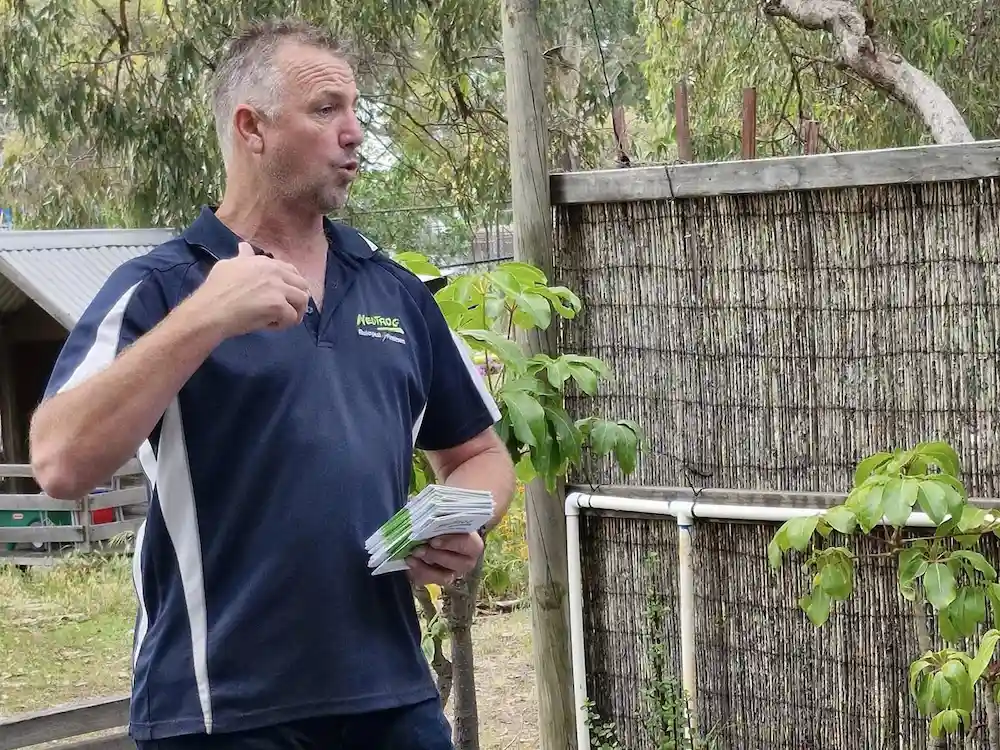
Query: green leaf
589 420 619 458
817 553 854 600
500 390 546 447
514 453 537 484
940 587 986 640
784 516 820 552
824 505 857 534
987 583 1000 629
511 291 552 330
392 250 441 278
612 421 640 476
848 483 885 533
883 477 919 526
462 329 526 370
534 285 582 318
930 709 961 738
498 261 547 287
854 452 893 486
544 404 582 469
767 538 784 569
567 363 599 396
951 551 997 581
799 587 831 627
924 563 958 610
941 659 975 713
898 546 928 602
970 629 1000 681
918 480 950 525
919 442 961 477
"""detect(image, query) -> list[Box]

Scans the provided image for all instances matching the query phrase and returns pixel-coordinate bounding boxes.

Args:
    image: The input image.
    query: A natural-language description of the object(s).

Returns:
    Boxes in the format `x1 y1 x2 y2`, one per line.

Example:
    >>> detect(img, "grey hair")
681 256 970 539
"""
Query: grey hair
209 19 346 163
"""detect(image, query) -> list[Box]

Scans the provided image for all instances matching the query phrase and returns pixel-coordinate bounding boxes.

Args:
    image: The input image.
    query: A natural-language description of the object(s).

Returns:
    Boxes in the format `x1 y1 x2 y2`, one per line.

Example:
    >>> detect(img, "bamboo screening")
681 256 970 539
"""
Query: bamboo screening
555 166 1000 749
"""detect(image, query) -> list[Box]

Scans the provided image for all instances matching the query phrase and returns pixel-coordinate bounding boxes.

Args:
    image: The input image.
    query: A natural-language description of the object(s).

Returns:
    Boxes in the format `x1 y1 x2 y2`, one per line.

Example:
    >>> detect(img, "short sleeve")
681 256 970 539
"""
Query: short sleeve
415 294 502 452
43 264 170 400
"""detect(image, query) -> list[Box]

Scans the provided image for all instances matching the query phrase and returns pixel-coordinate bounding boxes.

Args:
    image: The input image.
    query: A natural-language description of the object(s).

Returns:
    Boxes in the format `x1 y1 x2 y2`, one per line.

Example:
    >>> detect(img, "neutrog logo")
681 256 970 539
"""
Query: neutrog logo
357 313 407 345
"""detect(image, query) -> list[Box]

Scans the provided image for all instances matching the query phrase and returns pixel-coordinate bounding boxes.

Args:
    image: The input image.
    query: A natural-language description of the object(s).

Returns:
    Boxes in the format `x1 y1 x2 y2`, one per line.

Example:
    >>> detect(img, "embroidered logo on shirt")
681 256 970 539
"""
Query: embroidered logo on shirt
357 313 407 345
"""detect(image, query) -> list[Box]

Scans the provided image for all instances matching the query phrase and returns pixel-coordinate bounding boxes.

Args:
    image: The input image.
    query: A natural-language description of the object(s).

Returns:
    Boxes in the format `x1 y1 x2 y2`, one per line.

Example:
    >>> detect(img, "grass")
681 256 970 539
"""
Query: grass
0 555 538 749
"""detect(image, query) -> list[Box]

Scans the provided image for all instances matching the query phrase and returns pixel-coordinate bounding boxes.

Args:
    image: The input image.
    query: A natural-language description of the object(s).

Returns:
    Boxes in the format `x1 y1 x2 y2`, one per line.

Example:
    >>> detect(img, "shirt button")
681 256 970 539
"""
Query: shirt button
306 305 314 314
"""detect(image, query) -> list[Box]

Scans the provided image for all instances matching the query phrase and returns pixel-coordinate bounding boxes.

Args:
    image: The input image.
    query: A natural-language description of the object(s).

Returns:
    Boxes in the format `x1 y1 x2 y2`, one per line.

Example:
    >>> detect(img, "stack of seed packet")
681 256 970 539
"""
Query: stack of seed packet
365 485 495 575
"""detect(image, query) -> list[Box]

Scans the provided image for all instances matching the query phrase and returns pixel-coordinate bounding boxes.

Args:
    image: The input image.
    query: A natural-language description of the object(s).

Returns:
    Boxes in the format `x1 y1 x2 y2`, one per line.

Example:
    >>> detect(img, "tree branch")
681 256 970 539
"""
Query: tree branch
761 0 974 144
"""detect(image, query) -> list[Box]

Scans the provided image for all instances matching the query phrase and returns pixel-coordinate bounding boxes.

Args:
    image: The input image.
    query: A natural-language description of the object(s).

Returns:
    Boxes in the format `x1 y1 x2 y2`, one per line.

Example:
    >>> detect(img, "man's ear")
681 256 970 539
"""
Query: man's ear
233 105 266 155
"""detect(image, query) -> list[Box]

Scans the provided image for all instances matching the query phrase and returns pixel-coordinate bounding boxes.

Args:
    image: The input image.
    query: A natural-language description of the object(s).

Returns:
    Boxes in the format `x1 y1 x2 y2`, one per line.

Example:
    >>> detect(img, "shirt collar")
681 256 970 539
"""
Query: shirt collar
181 206 376 262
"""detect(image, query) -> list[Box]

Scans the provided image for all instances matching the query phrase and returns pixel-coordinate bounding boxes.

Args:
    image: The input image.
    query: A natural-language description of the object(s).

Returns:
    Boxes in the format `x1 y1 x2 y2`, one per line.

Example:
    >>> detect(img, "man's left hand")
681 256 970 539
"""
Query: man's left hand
405 532 484 587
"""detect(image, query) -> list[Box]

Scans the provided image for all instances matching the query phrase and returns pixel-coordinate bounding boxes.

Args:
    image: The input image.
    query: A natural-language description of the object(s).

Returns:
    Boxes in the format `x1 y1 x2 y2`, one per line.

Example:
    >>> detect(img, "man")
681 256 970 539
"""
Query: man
29 18 516 750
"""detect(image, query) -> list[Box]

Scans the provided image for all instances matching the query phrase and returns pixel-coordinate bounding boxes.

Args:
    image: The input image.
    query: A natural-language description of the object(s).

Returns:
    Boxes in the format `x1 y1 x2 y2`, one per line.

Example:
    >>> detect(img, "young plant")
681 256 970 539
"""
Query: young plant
769 442 1000 742
394 252 644 750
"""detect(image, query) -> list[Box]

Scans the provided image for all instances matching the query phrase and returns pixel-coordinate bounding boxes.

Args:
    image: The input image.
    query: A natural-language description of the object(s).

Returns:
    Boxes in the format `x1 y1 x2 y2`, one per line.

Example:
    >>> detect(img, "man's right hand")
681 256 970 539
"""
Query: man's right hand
193 241 311 338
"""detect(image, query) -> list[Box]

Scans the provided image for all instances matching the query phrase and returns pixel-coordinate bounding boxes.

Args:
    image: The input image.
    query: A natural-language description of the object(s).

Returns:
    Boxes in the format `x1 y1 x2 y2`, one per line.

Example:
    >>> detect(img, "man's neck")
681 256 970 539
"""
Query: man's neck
216 187 327 262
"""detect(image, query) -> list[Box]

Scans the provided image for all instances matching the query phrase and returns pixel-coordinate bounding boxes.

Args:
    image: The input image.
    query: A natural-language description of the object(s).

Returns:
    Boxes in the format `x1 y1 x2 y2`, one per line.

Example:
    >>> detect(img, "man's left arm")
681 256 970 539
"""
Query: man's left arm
406 297 516 586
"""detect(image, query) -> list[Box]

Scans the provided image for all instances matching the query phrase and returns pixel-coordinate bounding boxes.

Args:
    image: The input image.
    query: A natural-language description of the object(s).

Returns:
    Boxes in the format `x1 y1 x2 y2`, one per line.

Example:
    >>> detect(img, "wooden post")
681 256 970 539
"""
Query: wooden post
741 87 757 159
803 119 820 154
501 2 576 750
674 80 692 162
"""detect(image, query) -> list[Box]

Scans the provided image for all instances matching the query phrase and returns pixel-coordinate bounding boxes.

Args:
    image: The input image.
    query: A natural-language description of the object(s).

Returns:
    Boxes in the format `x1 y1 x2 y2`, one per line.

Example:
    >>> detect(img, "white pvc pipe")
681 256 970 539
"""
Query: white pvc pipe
564 501 590 750
563 490 939 748
675 510 698 733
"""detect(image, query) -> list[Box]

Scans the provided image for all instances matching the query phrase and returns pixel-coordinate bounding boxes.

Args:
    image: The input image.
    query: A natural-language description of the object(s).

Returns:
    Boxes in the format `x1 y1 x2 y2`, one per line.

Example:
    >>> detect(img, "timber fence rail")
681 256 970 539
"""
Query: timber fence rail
0 461 147 566
0 696 130 750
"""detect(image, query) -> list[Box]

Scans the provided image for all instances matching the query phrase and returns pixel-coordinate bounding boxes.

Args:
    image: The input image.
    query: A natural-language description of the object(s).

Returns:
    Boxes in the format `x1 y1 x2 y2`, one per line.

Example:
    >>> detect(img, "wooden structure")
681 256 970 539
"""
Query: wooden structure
0 696 130 750
0 230 164 561
551 140 1000 748
0 460 146 565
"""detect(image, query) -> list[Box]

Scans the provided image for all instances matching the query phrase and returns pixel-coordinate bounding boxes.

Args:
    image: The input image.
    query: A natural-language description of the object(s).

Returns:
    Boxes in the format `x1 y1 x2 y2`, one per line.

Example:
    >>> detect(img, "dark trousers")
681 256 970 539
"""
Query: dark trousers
135 698 453 750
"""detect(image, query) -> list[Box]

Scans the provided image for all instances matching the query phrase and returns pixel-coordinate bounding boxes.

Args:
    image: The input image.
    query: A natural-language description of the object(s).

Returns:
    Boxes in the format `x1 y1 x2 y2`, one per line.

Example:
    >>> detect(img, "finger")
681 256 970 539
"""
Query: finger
276 266 311 293
405 557 455 586
429 532 481 556
413 545 473 575
237 241 254 258
284 287 310 317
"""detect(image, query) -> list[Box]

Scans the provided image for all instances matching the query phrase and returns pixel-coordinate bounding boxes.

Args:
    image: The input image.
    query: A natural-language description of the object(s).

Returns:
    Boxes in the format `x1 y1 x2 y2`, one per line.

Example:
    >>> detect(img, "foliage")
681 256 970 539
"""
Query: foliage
584 699 624 750
634 0 1000 161
769 441 1000 740
479 486 528 603
398 253 643 496
0 0 638 229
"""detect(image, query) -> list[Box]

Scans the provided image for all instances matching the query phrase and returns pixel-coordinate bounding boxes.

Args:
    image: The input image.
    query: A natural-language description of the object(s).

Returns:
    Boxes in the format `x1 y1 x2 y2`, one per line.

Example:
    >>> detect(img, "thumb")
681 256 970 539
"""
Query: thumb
237 241 254 258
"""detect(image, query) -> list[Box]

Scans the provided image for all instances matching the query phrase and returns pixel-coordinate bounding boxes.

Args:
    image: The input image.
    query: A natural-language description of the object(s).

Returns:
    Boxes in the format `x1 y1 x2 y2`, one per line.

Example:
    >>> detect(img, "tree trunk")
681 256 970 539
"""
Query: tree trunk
502 1 578 749
446 555 485 750
761 0 975 144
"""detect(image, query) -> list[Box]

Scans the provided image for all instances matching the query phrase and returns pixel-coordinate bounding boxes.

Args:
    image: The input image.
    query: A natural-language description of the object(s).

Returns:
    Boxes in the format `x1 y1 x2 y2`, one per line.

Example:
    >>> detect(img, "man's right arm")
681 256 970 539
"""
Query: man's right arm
30 290 225 499
31 242 310 499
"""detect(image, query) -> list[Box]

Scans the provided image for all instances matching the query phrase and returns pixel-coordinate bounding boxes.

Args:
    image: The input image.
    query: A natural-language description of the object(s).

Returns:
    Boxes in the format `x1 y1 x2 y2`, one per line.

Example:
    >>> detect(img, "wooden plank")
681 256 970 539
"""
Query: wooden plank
741 87 756 160
59 729 134 750
0 696 129 750
0 494 79 511
550 139 1000 205
674 80 692 162
89 519 141 542
0 525 83 543
89 487 147 511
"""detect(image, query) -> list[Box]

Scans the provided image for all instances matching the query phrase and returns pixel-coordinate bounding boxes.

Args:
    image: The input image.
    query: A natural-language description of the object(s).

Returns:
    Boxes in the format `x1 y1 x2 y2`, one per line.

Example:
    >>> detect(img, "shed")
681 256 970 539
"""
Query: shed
0 229 174 473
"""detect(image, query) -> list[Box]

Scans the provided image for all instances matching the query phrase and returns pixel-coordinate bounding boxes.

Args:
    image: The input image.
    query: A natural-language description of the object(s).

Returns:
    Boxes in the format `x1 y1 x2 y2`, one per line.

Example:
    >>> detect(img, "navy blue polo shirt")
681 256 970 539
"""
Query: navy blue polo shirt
42 207 501 740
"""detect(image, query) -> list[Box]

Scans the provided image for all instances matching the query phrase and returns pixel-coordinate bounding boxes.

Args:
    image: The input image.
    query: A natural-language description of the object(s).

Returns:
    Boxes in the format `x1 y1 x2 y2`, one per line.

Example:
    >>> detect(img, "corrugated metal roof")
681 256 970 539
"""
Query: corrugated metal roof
0 229 176 328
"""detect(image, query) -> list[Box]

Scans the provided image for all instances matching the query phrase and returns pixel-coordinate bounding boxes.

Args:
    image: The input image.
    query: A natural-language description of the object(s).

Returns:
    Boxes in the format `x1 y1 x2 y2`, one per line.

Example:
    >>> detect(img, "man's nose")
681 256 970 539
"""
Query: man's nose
340 111 363 150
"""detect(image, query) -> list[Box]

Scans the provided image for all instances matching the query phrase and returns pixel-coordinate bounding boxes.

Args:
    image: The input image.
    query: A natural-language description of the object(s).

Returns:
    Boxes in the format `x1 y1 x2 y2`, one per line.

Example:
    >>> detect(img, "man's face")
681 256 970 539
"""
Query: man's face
260 43 363 213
